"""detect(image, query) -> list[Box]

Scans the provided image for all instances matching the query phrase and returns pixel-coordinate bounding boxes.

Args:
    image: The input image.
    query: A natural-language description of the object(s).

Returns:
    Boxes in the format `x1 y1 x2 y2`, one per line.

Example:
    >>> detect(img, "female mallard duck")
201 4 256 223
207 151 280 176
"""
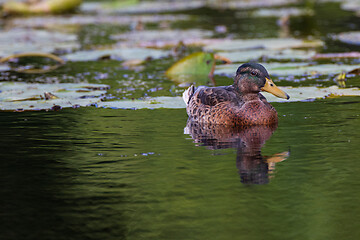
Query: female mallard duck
182 62 290 126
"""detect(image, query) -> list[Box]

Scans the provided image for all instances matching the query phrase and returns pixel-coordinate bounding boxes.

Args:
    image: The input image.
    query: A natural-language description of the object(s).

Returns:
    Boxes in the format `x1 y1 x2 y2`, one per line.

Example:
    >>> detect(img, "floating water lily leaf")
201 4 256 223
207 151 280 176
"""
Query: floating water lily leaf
0 82 109 111
0 64 11 72
262 86 360 102
81 1 204 14
218 49 315 62
341 1 360 13
97 86 360 109
204 38 323 52
333 31 360 46
3 0 82 15
9 15 190 29
313 52 360 59
63 48 168 61
136 38 222 49
0 29 79 56
252 8 314 17
208 0 297 9
99 96 186 109
165 52 215 83
215 63 357 76
112 29 213 47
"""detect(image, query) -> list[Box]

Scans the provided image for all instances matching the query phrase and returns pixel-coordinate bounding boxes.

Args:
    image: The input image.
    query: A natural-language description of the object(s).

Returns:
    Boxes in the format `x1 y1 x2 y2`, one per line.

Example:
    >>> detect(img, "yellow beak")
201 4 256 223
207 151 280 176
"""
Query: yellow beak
261 78 290 100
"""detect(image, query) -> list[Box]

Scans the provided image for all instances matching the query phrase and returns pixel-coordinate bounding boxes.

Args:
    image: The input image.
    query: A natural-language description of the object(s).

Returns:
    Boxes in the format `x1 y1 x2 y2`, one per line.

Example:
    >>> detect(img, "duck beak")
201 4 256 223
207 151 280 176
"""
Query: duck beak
262 78 290 100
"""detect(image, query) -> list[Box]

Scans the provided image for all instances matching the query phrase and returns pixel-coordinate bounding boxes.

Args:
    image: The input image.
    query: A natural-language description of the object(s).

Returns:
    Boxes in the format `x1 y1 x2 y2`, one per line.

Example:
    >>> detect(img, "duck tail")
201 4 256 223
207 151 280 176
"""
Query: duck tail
182 85 195 106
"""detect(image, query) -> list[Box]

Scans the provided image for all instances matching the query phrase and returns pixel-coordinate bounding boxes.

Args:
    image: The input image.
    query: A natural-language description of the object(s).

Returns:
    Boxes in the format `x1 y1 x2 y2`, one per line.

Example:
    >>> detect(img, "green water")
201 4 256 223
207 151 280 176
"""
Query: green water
1 98 359 240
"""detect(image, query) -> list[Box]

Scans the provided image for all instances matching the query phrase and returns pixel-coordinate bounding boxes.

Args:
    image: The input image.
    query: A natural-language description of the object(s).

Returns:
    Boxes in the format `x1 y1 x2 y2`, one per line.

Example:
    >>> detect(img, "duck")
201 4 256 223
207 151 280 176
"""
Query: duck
182 62 290 126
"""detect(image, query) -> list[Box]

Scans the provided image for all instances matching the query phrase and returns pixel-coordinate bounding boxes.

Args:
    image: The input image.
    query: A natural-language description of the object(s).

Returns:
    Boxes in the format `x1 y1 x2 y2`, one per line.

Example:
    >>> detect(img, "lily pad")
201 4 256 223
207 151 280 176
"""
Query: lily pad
252 8 314 17
97 86 360 109
341 1 360 12
3 0 82 15
0 29 79 57
218 49 316 62
8 14 190 28
112 29 213 46
333 31 360 46
0 64 11 72
165 52 215 83
99 96 186 109
80 1 204 14
135 38 225 49
312 52 360 59
0 82 109 111
63 47 169 61
215 63 357 76
204 38 323 52
262 86 360 102
207 0 298 9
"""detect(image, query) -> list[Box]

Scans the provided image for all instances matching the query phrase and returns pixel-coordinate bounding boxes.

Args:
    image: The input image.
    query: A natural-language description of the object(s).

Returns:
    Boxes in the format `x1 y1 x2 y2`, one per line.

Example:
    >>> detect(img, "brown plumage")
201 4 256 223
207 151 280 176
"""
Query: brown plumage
183 62 289 126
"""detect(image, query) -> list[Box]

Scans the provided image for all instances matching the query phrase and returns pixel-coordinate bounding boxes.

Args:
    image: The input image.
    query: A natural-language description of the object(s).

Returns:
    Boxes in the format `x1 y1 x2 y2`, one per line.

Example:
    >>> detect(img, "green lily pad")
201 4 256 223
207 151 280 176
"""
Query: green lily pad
0 29 79 57
0 64 11 72
99 96 186 109
312 52 360 59
204 38 323 52
333 31 360 46
218 49 316 62
0 82 109 111
3 0 82 15
8 14 190 28
341 1 360 12
252 8 314 17
215 63 357 76
112 29 213 47
81 1 204 14
63 47 169 61
165 52 215 83
97 86 360 109
135 38 224 49
263 86 360 102
207 0 298 9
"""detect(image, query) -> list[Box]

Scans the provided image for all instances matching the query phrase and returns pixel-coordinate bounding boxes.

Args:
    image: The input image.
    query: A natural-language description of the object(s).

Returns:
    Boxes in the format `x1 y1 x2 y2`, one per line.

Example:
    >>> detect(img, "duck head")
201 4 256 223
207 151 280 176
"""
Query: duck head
233 62 290 100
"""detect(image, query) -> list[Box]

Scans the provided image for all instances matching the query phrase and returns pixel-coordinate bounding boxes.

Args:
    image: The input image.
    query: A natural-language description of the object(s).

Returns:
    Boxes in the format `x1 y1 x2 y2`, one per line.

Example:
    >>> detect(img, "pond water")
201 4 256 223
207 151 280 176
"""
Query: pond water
1 98 360 240
1 1 360 240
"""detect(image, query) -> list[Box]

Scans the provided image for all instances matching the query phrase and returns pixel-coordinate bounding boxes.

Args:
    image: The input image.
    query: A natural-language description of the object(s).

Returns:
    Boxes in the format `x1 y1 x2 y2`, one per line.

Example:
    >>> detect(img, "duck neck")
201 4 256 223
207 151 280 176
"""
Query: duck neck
233 76 261 100
241 93 260 101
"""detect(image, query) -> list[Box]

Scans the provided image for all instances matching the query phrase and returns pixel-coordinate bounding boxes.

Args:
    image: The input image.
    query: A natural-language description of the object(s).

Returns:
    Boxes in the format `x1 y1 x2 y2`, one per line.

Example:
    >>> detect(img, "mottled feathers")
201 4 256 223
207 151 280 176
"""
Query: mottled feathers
183 63 284 126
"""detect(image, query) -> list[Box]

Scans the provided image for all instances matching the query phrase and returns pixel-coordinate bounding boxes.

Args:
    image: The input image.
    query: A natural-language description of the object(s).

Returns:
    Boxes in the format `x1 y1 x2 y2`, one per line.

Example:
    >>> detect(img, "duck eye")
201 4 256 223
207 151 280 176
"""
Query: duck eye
250 71 257 76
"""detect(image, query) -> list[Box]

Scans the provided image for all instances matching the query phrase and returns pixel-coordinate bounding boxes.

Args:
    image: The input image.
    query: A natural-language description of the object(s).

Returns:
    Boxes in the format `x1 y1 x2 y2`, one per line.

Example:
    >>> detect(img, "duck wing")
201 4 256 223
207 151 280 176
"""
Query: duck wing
193 86 241 106
185 85 244 124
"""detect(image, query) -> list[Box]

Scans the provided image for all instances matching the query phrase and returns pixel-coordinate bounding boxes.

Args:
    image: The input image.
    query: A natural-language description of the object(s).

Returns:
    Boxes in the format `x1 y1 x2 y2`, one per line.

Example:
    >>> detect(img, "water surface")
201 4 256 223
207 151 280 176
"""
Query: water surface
1 98 359 240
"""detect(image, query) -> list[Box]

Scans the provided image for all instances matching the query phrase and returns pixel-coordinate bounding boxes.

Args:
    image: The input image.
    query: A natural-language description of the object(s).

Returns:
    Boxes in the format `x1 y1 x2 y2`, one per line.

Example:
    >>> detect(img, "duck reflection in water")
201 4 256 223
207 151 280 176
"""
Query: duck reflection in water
184 121 289 184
